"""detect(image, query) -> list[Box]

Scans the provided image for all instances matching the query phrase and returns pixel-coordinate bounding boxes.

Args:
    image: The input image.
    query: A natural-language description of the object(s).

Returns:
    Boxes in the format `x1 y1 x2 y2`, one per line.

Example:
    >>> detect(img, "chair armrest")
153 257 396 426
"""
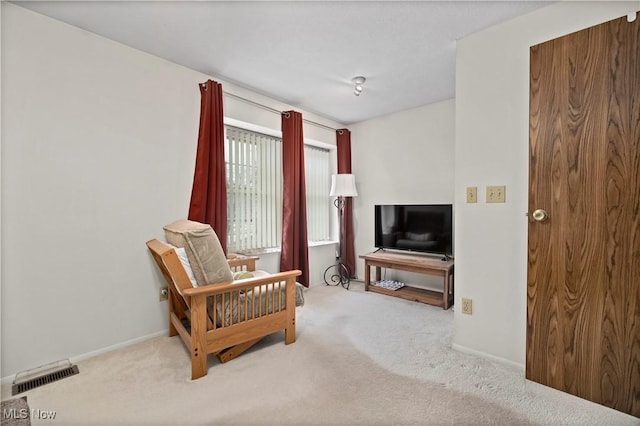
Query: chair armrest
182 270 302 298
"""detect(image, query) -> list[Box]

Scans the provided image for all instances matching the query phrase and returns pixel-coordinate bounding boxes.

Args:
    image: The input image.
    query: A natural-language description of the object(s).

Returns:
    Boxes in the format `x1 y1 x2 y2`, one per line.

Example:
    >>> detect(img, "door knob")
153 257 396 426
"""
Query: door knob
532 209 549 222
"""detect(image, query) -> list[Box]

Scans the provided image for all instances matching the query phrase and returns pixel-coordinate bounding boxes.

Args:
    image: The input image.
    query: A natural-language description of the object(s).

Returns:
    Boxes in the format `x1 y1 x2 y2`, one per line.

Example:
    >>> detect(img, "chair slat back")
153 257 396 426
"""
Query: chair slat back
228 257 257 273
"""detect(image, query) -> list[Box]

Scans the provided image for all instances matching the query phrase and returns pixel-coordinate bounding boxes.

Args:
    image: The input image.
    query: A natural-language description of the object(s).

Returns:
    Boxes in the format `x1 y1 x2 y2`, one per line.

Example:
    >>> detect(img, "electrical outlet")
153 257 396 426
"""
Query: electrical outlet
466 186 477 203
486 185 506 203
461 298 473 315
159 286 168 301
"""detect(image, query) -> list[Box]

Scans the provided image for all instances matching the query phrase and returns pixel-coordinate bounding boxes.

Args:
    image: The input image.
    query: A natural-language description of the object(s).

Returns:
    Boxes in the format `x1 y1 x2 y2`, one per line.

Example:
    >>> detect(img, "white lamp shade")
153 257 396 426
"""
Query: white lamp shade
330 174 358 197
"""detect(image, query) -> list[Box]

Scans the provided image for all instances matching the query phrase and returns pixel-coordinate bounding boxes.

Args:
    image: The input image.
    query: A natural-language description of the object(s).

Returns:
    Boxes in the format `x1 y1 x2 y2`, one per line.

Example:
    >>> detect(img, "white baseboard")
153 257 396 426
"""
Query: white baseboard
69 330 168 364
1 330 168 386
451 343 525 371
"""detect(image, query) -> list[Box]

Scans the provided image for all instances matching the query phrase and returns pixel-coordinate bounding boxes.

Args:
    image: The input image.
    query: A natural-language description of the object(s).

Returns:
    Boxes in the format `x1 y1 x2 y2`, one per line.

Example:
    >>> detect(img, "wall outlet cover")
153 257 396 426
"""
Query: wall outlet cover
159 286 168 301
461 298 473 315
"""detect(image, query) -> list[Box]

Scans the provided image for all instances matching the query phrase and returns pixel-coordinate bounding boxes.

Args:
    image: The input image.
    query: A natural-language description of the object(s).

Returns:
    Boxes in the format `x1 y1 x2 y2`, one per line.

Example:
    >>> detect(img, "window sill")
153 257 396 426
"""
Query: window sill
232 240 337 256
309 240 338 248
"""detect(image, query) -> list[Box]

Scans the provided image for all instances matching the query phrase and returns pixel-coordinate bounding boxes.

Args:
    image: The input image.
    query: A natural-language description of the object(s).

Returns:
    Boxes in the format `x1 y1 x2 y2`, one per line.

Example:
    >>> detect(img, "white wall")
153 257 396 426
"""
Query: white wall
1 3 341 377
350 100 455 288
454 1 638 367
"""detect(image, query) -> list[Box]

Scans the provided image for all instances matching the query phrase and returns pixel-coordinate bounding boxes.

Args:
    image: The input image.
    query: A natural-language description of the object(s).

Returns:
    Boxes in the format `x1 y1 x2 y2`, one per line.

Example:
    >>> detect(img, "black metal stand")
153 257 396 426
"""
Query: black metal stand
324 197 351 289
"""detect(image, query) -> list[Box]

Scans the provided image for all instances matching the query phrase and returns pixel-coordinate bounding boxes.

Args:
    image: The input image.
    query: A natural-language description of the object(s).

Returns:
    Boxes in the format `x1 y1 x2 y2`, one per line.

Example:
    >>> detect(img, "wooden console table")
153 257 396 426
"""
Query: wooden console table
360 251 454 309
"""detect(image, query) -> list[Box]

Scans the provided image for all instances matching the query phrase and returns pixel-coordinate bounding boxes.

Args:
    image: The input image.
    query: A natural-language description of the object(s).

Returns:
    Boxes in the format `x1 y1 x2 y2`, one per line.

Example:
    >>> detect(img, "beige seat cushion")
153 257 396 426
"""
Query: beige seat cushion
163 219 233 286
214 281 305 326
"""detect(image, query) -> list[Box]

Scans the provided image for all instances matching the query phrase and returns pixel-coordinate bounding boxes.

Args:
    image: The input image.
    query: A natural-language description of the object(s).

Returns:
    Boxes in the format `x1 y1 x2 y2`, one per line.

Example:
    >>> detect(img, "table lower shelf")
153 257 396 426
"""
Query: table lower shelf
360 251 454 309
367 284 446 307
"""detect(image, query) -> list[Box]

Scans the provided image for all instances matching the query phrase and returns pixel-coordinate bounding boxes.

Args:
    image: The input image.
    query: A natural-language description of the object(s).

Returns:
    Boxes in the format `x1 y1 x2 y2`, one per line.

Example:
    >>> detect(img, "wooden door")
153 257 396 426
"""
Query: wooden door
527 15 639 417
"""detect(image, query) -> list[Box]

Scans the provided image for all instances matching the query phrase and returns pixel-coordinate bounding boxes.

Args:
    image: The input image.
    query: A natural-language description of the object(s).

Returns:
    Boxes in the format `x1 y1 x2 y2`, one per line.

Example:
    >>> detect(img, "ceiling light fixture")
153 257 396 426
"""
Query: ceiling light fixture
352 76 366 96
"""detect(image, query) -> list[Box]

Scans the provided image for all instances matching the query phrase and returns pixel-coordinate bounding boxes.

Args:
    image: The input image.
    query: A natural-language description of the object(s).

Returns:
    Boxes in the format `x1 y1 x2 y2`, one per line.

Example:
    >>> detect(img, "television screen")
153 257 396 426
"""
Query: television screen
374 204 453 256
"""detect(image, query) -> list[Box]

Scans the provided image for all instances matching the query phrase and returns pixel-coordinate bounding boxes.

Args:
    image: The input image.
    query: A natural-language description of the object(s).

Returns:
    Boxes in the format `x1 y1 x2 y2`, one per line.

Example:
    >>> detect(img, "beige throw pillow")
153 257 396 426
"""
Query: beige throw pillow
163 219 233 286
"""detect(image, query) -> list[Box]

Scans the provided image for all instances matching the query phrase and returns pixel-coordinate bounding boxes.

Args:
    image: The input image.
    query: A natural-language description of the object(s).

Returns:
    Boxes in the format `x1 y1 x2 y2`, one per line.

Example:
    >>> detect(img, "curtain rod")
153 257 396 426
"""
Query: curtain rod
222 91 343 133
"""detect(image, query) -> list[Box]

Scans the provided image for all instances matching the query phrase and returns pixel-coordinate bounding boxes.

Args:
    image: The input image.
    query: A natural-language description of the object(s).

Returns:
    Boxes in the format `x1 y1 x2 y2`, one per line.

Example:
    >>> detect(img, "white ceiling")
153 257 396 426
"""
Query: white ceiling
15 1 550 124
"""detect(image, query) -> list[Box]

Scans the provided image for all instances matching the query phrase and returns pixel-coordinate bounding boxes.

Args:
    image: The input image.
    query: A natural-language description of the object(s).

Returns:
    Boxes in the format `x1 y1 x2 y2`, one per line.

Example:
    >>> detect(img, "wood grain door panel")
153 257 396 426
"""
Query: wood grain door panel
527 14 639 417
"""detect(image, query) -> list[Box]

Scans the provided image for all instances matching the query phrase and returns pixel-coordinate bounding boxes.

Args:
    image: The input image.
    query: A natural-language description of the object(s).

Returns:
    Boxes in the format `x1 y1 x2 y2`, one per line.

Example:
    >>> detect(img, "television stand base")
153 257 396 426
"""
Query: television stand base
359 251 454 309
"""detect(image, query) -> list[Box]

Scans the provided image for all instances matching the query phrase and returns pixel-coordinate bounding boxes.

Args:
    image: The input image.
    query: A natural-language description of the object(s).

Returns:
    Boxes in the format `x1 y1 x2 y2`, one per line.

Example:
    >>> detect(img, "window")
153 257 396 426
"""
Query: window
225 125 331 253
305 145 331 242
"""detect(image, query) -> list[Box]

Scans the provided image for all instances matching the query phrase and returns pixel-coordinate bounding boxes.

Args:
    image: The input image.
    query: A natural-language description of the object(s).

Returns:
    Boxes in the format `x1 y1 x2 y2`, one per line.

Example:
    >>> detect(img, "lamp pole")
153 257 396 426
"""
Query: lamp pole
324 174 357 290
323 197 351 289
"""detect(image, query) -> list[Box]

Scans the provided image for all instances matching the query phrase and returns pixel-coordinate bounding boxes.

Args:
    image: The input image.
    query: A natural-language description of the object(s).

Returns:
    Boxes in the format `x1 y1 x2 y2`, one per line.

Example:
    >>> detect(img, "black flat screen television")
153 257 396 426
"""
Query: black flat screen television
374 204 453 256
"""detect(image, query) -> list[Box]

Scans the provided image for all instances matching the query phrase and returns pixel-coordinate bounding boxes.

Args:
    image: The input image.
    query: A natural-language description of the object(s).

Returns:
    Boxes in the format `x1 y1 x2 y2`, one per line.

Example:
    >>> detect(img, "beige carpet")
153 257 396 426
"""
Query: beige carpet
2 283 638 425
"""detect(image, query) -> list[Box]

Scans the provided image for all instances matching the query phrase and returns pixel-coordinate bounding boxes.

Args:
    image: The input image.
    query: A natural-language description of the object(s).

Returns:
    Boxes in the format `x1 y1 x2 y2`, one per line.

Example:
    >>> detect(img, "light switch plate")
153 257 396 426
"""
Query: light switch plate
486 185 506 203
466 186 477 203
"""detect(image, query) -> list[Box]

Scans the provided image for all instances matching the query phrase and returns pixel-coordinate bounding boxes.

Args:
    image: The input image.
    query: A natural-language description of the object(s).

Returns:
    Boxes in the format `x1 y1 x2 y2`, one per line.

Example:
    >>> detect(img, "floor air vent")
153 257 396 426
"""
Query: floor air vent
12 360 79 395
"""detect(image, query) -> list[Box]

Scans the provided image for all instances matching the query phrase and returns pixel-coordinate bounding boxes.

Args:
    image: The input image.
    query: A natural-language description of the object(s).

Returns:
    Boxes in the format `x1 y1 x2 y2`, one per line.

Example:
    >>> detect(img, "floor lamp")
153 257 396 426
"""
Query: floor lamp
324 173 358 289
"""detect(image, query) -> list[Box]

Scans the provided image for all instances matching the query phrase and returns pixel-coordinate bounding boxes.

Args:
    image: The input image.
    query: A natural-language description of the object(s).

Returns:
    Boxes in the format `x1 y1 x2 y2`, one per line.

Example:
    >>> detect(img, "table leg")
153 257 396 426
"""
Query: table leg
449 269 454 309
364 261 370 291
443 272 450 310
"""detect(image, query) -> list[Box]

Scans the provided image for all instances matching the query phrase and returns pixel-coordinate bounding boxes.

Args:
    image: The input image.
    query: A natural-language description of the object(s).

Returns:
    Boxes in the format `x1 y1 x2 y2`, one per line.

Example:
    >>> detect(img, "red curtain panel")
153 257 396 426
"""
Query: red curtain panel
336 129 356 277
188 79 228 254
280 111 310 287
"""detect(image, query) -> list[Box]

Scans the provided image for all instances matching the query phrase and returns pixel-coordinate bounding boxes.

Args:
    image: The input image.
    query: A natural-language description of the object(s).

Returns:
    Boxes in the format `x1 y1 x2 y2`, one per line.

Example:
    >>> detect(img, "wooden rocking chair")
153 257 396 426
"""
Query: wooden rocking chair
146 238 301 380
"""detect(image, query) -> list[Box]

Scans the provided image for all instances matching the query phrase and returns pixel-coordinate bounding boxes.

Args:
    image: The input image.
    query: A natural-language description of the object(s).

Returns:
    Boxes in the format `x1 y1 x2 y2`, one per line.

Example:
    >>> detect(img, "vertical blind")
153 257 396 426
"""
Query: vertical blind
225 125 330 253
305 145 331 242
